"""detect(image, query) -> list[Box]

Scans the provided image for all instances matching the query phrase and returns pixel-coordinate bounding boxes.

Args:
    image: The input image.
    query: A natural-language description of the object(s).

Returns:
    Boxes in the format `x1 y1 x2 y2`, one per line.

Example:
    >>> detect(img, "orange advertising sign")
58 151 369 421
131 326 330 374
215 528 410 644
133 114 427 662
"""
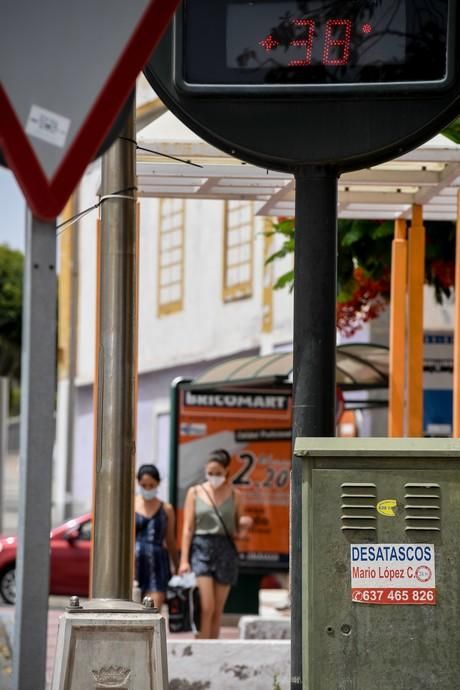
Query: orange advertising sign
175 385 292 569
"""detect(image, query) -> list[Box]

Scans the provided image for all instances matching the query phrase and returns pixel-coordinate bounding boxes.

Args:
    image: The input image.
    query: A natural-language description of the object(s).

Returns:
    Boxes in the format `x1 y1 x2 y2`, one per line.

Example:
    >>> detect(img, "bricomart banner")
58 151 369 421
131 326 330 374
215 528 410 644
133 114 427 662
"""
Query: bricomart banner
176 386 292 569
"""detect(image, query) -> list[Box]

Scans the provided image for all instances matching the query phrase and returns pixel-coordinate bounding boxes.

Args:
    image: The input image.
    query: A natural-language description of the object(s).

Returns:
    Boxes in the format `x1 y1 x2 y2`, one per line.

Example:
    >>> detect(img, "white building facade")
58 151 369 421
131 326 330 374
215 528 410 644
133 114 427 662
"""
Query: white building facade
56 158 298 518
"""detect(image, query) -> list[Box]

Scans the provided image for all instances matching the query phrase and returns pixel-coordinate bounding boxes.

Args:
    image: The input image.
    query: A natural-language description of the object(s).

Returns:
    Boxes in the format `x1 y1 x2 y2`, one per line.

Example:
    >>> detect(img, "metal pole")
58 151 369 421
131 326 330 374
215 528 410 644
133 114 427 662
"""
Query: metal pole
91 101 138 600
0 377 8 534
13 215 57 690
291 168 337 690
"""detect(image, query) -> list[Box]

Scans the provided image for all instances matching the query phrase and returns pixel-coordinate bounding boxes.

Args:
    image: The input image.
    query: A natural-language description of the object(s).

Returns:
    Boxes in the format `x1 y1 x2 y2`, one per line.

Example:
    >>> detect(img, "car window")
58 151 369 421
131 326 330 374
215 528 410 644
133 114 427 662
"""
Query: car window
79 520 92 541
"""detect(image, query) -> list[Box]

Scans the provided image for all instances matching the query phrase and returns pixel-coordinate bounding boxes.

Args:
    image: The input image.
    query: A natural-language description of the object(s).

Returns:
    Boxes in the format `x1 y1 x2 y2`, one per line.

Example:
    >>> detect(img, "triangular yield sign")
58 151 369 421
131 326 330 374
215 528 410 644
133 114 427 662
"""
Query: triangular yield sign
0 0 180 220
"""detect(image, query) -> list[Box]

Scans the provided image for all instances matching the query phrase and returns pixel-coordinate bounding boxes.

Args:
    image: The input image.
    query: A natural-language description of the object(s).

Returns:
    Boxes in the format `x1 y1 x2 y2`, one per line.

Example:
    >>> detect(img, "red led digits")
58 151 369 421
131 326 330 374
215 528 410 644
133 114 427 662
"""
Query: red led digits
322 19 352 65
259 17 356 67
288 19 315 66
260 34 280 52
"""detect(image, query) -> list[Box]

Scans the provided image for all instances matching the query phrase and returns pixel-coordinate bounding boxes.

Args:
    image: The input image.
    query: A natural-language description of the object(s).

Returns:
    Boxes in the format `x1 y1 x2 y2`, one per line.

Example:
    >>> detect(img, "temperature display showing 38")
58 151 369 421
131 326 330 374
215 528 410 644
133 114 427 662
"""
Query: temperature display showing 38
182 0 448 87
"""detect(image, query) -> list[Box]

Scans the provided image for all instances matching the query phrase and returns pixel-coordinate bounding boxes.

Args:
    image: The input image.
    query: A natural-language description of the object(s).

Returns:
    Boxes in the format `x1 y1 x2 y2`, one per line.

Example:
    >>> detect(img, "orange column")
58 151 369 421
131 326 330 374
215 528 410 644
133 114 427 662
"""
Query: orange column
407 204 426 437
453 190 460 438
57 195 76 378
388 219 408 437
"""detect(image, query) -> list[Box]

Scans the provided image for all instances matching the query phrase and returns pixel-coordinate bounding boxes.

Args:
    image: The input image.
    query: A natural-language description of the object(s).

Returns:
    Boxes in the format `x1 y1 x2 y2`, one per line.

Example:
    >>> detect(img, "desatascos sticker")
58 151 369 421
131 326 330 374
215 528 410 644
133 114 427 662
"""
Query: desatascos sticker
350 543 436 605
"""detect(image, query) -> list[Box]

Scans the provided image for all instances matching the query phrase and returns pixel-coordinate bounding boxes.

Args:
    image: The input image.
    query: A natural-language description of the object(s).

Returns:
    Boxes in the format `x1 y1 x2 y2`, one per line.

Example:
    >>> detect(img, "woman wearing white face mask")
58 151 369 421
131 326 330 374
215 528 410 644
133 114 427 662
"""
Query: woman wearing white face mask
135 464 179 609
179 449 253 638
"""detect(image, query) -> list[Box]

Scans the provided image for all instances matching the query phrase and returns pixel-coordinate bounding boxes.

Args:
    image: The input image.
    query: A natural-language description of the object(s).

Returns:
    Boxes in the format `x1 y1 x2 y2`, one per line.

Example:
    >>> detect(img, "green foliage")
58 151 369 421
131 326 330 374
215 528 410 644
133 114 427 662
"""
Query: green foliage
266 218 295 291
9 384 21 417
0 244 23 379
265 216 456 333
274 270 294 291
442 117 460 145
337 219 393 301
265 217 394 299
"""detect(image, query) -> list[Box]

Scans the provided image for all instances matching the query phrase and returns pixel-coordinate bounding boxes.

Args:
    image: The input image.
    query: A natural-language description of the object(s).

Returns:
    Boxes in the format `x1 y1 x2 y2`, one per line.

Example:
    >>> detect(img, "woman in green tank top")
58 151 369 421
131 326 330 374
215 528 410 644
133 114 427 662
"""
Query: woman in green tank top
179 449 253 639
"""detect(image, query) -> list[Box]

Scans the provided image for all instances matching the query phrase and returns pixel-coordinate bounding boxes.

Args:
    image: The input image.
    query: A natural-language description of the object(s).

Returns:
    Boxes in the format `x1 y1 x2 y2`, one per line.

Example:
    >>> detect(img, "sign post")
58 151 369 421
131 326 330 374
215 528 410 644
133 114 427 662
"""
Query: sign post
291 170 338 685
144 2 459 687
13 217 57 690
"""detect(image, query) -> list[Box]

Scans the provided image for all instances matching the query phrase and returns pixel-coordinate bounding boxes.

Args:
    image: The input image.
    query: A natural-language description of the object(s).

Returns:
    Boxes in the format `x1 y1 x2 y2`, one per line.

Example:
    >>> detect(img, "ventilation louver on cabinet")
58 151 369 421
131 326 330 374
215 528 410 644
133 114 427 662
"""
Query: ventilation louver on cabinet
404 483 441 533
341 483 377 534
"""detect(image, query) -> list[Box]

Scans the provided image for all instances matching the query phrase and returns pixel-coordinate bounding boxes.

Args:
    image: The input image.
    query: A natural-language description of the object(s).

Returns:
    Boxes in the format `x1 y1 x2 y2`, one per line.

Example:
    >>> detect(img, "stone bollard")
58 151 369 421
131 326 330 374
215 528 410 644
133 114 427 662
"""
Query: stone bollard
51 597 167 689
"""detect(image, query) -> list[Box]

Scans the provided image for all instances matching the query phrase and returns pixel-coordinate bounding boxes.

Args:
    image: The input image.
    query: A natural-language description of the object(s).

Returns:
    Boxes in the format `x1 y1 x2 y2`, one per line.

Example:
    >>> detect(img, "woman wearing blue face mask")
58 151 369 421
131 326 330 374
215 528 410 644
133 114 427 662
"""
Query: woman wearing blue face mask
179 449 253 638
135 464 179 609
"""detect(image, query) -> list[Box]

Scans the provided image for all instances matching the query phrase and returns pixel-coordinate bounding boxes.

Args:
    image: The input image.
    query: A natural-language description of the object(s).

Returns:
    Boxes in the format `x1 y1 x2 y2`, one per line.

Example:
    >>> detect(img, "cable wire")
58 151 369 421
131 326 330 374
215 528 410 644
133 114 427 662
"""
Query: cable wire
119 136 204 168
56 186 137 236
57 130 205 237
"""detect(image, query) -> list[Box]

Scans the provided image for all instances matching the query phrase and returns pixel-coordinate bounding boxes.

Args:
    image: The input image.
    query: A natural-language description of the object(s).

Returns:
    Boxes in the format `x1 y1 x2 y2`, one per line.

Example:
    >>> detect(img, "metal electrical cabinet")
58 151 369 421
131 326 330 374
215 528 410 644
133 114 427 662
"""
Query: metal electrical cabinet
294 438 460 690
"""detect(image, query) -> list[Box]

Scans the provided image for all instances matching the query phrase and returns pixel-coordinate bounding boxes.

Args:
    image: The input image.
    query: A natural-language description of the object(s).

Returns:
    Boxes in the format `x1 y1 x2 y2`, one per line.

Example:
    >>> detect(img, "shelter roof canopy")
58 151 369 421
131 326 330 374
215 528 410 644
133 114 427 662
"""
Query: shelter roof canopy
192 344 389 391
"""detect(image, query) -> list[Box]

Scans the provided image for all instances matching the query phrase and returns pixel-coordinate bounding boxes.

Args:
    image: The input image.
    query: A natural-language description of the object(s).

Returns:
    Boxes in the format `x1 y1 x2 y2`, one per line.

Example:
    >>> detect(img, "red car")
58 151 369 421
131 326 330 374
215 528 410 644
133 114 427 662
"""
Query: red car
0 513 92 604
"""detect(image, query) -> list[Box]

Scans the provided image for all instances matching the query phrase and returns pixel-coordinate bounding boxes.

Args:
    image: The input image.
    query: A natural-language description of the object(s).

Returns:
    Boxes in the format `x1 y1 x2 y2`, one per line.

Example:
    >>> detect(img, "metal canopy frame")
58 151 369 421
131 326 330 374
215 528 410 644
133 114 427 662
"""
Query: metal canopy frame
136 112 460 221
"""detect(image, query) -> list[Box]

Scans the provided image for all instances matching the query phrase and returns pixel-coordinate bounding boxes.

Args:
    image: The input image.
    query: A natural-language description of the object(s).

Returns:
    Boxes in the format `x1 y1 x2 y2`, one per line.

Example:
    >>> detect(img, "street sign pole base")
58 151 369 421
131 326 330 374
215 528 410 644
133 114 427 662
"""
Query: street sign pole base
51 598 168 690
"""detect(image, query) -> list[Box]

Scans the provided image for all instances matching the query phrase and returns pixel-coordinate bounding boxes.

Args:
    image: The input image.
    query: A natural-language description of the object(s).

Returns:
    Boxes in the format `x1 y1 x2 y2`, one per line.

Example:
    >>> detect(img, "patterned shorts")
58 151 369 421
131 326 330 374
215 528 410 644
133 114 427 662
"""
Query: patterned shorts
190 534 239 586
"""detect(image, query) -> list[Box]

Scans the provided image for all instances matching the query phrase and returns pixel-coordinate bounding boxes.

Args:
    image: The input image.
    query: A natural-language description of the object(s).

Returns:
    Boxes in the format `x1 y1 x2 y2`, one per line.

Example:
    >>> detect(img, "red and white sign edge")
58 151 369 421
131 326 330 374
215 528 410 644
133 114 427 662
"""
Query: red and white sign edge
351 543 436 605
0 0 180 220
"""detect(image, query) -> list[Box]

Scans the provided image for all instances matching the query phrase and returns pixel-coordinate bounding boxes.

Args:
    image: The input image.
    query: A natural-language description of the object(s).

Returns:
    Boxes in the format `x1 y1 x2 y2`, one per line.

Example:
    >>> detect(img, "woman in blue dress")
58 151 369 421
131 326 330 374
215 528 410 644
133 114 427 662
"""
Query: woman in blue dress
135 464 178 609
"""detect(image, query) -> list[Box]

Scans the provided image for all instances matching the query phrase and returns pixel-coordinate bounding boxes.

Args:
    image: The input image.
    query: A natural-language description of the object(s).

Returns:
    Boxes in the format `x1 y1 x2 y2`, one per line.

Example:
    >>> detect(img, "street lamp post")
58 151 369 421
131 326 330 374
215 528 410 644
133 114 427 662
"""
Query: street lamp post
91 102 138 600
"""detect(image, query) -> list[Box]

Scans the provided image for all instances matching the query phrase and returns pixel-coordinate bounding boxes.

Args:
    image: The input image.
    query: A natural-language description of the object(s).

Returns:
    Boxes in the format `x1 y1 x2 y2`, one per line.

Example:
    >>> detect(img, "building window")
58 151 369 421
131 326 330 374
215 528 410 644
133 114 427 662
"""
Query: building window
158 199 185 316
223 201 254 301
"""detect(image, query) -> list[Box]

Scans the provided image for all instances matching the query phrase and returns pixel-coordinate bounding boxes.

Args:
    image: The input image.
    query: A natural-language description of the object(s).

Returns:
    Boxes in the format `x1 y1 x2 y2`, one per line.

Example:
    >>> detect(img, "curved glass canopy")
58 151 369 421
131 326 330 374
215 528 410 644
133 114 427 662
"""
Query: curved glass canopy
193 343 389 391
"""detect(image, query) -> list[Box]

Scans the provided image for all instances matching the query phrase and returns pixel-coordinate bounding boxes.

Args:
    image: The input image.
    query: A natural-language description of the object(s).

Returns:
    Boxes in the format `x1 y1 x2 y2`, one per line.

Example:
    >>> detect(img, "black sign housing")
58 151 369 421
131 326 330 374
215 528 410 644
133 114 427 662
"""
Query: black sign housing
145 0 459 172
180 0 450 93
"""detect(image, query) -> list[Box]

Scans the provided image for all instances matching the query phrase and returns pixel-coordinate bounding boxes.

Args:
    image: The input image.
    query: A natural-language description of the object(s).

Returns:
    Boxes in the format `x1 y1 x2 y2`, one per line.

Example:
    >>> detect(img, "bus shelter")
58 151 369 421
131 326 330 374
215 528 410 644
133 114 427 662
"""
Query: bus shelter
169 344 389 612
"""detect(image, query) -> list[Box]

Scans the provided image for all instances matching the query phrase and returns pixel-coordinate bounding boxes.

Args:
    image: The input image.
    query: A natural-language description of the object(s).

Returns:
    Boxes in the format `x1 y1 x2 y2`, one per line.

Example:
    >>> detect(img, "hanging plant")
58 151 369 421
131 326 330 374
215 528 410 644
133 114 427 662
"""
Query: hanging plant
337 267 390 337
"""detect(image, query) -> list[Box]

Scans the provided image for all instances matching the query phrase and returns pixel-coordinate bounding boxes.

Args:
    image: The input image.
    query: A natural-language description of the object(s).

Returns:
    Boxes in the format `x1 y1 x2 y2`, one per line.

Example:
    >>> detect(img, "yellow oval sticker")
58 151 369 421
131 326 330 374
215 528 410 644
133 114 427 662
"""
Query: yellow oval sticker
377 499 397 517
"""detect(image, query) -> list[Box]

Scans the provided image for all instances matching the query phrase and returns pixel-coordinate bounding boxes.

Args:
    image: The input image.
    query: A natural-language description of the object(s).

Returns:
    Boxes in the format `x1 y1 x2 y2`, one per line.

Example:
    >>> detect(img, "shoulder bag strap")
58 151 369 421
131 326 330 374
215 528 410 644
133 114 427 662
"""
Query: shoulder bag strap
200 484 238 553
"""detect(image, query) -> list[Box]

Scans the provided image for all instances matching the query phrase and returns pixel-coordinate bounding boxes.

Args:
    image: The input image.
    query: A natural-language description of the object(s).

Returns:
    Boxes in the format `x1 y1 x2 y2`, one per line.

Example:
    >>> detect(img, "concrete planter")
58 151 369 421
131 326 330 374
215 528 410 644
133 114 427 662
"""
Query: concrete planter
238 616 291 640
167 639 289 690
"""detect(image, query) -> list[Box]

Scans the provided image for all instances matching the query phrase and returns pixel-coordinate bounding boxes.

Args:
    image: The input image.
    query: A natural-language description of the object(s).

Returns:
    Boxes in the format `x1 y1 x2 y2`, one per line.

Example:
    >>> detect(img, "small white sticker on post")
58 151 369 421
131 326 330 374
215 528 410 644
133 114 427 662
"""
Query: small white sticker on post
351 543 436 605
25 105 71 148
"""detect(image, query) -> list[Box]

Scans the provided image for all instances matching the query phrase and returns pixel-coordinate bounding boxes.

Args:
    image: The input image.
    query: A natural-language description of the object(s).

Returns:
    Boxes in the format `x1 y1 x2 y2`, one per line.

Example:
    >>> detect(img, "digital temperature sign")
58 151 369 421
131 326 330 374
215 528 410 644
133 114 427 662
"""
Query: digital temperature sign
178 0 449 91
